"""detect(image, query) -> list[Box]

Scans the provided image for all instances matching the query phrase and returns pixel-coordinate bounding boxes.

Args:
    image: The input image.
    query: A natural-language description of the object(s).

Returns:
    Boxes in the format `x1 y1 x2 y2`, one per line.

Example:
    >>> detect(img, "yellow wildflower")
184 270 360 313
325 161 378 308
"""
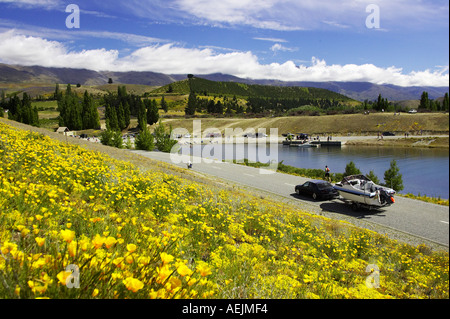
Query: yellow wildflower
60 229 75 243
176 263 193 277
123 277 144 293
68 240 77 257
57 271 72 286
160 252 174 264
35 237 46 247
92 234 105 249
196 262 212 277
126 243 137 253
105 236 117 249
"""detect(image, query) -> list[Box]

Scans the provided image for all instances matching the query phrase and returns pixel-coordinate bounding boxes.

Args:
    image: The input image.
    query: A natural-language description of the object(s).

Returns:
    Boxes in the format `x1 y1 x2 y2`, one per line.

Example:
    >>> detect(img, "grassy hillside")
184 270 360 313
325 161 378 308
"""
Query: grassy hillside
0 118 448 299
162 113 449 136
152 77 355 102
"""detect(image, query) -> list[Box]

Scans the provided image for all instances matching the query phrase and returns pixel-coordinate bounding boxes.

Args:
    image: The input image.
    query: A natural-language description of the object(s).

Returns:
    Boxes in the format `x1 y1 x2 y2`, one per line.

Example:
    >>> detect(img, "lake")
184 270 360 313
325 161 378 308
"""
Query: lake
180 143 449 199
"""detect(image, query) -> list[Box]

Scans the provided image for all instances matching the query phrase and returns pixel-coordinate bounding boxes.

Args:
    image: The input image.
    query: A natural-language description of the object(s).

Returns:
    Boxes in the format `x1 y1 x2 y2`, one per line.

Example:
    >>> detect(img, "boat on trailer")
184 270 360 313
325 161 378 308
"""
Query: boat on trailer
333 174 396 210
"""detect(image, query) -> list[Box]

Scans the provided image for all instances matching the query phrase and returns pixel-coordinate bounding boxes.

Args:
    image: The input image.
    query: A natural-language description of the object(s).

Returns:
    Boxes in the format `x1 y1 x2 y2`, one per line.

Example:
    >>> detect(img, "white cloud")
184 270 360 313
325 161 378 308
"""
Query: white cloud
270 43 298 53
0 0 61 9
0 30 448 87
253 37 288 43
0 22 165 46
120 0 449 31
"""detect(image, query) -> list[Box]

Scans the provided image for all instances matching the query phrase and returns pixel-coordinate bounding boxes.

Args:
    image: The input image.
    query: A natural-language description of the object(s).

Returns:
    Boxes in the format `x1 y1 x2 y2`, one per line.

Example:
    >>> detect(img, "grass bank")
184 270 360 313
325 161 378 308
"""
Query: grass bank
345 136 449 149
0 119 448 299
162 113 449 136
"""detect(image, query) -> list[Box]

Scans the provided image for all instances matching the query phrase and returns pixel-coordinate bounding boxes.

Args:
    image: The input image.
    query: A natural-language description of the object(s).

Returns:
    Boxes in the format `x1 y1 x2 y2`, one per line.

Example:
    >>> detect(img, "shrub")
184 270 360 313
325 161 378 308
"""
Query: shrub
135 127 155 151
344 161 362 176
384 160 404 191
100 129 123 149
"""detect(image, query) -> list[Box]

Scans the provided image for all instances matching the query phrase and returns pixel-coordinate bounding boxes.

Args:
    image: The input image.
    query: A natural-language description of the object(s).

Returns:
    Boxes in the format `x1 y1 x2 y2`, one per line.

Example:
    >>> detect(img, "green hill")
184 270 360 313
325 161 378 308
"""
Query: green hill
152 77 354 102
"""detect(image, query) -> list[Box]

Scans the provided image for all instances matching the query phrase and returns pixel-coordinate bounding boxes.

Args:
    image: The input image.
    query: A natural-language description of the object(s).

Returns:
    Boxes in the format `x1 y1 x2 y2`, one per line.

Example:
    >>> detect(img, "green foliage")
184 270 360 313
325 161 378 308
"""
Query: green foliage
104 87 131 131
383 160 404 191
154 121 178 153
419 91 429 110
100 129 123 148
344 161 362 176
135 126 155 151
58 85 101 130
82 91 100 130
443 93 449 111
6 93 39 127
145 99 159 125
365 170 380 184
160 95 168 113
185 92 197 116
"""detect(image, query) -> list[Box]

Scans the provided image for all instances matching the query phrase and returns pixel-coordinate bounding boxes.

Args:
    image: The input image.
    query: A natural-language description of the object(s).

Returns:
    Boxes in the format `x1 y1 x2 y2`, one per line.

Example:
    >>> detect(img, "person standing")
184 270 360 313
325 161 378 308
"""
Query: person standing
325 165 331 182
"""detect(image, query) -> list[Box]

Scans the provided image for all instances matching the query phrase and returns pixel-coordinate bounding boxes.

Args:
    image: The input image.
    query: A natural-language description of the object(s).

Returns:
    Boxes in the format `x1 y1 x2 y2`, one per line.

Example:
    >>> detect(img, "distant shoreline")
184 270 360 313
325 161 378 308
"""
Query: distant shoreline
174 135 449 149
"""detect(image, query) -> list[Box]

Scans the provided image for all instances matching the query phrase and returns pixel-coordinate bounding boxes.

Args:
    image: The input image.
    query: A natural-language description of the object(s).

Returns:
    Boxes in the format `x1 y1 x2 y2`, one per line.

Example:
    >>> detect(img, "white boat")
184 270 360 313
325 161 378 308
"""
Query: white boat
333 175 396 210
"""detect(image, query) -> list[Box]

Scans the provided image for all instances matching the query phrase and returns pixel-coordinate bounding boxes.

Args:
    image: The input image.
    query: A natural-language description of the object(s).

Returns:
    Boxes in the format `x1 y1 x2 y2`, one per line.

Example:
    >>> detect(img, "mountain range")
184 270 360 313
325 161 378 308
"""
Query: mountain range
0 63 448 101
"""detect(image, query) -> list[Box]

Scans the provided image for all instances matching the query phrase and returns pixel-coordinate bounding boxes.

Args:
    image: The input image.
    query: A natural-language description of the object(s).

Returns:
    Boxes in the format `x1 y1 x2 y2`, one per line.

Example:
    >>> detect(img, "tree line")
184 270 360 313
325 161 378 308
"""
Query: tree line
57 84 100 130
1 91 39 127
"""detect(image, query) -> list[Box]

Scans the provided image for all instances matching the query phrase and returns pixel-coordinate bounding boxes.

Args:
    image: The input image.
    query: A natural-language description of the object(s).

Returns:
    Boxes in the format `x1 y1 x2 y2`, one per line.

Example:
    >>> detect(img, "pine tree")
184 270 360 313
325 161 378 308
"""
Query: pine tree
135 126 155 151
160 95 168 113
344 161 362 176
443 93 449 112
82 91 100 129
419 91 430 110
154 121 178 153
146 99 159 125
185 92 197 116
384 160 403 191
117 101 125 130
137 99 147 129
0 91 4 117
365 170 380 184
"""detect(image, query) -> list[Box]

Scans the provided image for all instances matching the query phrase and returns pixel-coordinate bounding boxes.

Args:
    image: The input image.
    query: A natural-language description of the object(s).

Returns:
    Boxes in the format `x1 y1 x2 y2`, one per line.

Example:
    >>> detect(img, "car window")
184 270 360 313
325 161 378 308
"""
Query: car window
317 182 332 190
303 182 309 187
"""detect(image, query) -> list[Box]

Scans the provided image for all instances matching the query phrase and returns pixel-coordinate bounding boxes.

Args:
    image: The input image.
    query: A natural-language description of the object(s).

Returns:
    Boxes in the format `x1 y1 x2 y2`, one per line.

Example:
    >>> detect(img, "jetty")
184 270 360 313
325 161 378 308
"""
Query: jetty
282 140 318 148
310 141 342 147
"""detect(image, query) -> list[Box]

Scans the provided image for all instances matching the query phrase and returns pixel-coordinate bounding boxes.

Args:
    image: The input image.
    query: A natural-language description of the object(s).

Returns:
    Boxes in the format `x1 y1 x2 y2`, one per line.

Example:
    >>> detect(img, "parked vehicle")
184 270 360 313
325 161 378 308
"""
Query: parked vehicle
382 131 395 136
333 174 395 210
295 180 339 200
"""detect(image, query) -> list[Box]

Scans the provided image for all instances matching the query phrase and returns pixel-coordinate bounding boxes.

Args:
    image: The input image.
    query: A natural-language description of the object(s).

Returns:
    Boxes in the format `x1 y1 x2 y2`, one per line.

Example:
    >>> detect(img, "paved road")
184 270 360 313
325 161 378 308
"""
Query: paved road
131 150 449 248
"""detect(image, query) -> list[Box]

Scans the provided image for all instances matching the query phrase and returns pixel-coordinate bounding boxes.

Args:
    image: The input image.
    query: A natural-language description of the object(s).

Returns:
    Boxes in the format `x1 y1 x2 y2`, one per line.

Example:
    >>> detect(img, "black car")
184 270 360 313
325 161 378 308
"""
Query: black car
382 131 395 136
295 180 338 200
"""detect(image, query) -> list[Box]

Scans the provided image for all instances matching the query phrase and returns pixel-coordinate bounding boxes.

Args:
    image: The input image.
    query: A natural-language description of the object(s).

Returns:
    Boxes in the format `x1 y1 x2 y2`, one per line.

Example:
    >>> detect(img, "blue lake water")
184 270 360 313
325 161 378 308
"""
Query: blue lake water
180 143 449 199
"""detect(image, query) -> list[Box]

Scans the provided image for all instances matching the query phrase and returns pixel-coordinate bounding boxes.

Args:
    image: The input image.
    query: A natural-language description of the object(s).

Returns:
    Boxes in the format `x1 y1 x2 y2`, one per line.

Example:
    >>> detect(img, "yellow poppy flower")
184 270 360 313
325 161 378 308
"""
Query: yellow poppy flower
176 263 193 277
160 252 174 264
92 234 105 249
123 277 144 293
57 271 72 286
105 236 117 249
60 229 75 243
126 243 137 253
35 237 46 247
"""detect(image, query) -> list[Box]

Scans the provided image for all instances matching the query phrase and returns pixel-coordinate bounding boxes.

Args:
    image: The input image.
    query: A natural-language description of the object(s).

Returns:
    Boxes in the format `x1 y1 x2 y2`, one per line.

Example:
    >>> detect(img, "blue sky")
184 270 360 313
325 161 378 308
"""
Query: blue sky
0 0 448 86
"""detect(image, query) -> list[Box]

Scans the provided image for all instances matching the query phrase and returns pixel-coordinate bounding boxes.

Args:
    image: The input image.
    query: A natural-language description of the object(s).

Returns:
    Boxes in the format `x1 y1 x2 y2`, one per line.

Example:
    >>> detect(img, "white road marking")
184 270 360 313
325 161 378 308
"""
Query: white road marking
243 173 254 178
211 166 222 170
285 183 296 187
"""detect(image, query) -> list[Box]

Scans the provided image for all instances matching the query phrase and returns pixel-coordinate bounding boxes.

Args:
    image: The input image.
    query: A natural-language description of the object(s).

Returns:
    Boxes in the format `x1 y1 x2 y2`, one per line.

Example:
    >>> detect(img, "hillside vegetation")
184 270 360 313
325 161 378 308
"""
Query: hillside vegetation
152 77 354 102
162 113 449 136
0 119 448 299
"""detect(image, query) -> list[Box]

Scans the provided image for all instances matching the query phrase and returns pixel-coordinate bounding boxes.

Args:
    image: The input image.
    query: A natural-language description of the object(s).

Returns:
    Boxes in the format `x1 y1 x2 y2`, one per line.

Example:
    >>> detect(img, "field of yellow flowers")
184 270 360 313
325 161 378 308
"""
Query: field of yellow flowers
0 121 448 299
